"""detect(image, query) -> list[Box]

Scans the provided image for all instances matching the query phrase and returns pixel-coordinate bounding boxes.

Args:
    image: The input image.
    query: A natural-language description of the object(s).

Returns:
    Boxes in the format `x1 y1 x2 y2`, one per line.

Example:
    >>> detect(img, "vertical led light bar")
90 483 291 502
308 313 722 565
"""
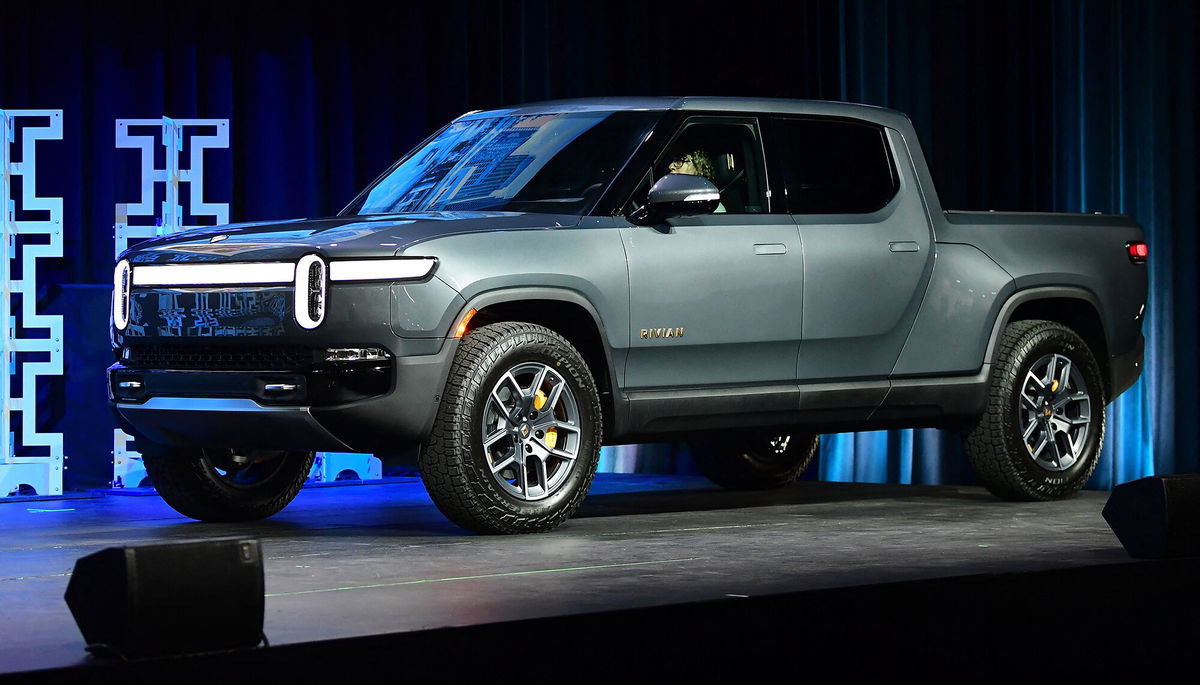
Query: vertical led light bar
0 109 64 497
112 260 131 330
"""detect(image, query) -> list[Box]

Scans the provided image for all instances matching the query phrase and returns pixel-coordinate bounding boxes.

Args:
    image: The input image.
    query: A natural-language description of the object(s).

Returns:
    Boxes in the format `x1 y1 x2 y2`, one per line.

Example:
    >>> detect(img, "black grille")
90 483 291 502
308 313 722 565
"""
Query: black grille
121 344 315 370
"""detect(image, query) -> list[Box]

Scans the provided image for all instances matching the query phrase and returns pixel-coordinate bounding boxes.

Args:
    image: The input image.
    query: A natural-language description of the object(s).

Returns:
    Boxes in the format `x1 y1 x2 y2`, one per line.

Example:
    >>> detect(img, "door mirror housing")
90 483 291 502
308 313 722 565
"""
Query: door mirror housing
627 174 721 226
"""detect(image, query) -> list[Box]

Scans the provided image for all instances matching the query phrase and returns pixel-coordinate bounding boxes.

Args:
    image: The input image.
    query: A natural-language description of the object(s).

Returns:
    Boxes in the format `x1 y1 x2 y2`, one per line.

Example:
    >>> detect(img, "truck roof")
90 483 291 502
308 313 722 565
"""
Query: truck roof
456 96 912 129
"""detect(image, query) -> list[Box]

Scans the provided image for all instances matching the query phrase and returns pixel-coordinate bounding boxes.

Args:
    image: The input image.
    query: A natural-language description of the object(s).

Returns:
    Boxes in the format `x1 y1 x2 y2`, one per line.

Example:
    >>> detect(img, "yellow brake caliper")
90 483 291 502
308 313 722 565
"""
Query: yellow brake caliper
1046 379 1059 416
534 389 558 449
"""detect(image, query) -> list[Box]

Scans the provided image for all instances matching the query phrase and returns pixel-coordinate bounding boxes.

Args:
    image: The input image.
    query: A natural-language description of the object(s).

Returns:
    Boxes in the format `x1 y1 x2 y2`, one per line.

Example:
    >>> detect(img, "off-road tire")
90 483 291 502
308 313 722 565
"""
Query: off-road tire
964 319 1105 500
142 446 315 522
689 432 820 490
419 322 603 534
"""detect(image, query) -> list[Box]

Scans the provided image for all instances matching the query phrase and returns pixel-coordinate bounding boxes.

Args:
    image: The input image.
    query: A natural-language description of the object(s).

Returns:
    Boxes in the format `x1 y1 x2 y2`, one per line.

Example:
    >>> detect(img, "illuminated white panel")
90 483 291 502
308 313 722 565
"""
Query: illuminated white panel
132 261 296 286
329 258 437 282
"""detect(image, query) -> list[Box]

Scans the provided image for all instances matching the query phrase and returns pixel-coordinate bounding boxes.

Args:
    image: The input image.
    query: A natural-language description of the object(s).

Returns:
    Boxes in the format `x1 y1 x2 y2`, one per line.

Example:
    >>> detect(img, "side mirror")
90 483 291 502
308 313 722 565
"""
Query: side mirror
627 174 720 226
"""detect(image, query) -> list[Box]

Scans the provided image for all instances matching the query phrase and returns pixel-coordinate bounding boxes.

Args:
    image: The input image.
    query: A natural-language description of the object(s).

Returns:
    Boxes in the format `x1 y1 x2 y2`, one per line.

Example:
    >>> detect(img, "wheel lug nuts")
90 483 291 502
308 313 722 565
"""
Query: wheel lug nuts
524 444 532 453
535 430 544 438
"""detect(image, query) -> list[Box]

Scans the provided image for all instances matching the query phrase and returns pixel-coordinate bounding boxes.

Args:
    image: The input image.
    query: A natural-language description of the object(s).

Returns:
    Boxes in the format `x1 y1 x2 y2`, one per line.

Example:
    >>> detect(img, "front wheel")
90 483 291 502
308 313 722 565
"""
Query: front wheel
419 322 602 534
141 446 315 522
689 431 819 490
964 319 1105 500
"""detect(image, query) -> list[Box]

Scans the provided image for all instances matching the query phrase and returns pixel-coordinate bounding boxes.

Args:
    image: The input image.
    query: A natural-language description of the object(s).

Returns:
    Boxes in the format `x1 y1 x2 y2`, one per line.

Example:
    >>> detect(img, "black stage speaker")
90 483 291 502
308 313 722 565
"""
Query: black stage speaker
1102 475 1200 559
64 538 265 658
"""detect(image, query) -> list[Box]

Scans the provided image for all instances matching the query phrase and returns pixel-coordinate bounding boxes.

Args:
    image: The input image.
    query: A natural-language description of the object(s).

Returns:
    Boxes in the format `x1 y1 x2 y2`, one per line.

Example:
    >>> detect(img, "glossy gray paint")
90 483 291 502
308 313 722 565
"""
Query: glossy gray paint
938 210 1146 358
110 97 1147 450
126 212 582 263
621 213 803 389
793 128 934 381
891 243 1012 376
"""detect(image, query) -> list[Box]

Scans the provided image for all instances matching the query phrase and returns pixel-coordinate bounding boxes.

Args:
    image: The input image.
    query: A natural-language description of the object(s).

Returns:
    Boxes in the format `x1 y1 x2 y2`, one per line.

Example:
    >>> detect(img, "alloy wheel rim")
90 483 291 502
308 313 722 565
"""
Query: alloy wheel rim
203 448 288 489
481 361 582 501
1017 353 1092 472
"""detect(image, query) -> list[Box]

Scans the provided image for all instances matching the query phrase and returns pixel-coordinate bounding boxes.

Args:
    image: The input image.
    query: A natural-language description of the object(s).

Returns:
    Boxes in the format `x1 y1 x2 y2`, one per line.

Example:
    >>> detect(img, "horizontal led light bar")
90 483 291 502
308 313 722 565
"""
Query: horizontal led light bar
121 257 435 291
131 262 296 286
329 258 437 282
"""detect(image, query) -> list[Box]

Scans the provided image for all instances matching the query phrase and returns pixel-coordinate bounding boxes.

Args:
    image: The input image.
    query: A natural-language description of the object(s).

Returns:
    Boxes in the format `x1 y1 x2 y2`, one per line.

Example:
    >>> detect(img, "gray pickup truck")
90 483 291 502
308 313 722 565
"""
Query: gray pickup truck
109 97 1147 534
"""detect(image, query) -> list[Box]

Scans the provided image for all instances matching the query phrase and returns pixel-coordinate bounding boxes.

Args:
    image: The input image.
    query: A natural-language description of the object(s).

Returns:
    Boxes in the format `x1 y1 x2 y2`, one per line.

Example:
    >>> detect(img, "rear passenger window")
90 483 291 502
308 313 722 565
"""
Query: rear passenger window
773 118 898 214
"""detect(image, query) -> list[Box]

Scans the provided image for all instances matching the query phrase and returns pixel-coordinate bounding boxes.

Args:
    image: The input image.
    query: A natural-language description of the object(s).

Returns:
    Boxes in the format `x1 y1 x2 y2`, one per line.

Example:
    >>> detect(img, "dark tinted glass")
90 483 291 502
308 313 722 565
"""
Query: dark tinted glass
773 118 898 214
346 111 660 216
627 118 769 214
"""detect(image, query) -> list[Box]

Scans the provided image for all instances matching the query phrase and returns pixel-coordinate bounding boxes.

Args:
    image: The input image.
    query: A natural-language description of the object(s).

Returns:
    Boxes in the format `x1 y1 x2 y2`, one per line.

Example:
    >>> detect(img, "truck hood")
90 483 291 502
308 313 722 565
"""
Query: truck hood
124 212 581 264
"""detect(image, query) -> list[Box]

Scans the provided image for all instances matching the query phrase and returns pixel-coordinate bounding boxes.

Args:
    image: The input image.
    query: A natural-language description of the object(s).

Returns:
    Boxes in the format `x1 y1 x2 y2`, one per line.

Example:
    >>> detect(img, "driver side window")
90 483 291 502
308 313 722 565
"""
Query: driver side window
625 117 769 215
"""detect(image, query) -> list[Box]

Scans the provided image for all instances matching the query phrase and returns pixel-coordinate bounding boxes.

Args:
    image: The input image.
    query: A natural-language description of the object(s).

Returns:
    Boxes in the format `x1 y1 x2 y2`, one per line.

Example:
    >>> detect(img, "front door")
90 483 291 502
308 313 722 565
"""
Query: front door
620 116 802 391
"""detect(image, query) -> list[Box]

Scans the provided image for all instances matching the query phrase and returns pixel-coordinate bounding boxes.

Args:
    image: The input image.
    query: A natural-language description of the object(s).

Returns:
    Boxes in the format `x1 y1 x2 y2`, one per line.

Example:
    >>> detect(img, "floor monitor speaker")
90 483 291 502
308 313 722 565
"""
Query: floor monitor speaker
1102 475 1200 559
64 538 264 658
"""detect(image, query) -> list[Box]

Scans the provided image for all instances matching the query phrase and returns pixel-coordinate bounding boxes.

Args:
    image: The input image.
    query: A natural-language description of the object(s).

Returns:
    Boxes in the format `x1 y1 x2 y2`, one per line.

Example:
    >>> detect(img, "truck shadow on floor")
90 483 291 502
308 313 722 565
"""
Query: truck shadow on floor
146 480 1011 539
574 480 998 519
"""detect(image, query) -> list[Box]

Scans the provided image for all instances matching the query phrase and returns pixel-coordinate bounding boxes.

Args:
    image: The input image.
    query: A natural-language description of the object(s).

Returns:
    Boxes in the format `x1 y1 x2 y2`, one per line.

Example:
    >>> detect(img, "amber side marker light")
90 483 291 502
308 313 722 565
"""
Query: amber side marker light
455 309 478 338
1127 241 1148 264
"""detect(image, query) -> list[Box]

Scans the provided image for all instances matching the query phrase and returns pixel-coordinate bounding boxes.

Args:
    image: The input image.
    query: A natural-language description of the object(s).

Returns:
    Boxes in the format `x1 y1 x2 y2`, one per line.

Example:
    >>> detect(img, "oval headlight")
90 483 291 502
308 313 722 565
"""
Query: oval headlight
112 260 131 330
294 254 327 329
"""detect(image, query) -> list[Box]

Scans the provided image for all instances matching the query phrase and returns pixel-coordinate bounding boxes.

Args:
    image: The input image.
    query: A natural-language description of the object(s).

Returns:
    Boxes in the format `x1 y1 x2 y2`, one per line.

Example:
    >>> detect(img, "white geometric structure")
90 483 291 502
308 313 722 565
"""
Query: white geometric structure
112 117 230 486
110 428 147 488
0 109 64 496
114 117 230 258
310 452 383 484
107 117 381 489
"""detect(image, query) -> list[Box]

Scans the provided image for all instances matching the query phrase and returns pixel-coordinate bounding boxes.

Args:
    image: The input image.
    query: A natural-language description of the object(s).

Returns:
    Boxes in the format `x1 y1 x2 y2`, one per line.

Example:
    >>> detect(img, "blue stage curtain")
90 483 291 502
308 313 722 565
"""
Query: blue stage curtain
811 0 1196 488
0 0 1195 488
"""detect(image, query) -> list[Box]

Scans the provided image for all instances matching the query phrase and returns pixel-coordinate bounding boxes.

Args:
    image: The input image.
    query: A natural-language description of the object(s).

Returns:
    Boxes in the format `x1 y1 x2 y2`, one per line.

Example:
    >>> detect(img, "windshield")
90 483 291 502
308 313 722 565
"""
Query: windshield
344 110 660 216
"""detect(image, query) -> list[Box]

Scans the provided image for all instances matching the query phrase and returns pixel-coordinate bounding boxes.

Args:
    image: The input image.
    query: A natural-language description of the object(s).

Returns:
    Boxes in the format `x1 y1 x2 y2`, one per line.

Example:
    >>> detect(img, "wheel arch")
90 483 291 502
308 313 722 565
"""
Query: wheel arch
985 287 1110 398
452 288 619 441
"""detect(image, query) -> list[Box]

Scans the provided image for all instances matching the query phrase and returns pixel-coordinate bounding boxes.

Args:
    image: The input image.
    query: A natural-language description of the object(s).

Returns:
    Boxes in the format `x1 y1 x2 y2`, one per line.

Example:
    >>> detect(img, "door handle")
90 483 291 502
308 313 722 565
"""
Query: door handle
889 241 920 253
754 243 788 255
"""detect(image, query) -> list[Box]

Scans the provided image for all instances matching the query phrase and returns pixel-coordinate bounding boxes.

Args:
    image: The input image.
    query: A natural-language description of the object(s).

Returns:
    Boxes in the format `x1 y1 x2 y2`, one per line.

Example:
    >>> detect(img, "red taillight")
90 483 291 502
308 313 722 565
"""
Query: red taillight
1126 241 1148 264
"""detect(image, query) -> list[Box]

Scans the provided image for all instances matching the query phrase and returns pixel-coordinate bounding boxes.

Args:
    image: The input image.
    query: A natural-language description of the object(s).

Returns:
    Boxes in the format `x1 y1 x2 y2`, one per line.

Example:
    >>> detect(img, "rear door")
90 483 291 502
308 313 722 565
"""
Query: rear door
770 116 934 382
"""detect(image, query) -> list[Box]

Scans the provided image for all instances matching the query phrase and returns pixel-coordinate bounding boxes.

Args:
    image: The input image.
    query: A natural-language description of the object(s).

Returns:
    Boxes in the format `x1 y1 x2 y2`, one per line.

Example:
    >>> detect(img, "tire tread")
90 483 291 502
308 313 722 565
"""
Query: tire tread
964 319 1105 501
419 322 602 534
143 449 314 522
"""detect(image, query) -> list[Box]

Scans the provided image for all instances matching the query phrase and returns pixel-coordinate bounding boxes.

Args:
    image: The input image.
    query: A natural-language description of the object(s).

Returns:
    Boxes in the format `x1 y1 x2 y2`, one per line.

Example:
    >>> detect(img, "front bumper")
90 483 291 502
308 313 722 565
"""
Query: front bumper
110 339 458 452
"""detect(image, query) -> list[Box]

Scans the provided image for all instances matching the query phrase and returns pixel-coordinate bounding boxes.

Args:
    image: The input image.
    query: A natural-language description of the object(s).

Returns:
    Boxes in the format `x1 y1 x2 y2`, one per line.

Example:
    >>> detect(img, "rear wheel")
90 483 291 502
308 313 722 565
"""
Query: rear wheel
964 319 1105 500
689 431 819 490
142 446 314 522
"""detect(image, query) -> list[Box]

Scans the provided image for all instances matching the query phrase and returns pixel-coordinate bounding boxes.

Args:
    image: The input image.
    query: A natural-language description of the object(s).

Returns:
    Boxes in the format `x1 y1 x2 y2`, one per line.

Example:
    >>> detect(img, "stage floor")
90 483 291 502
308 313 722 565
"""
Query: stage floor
0 474 1143 676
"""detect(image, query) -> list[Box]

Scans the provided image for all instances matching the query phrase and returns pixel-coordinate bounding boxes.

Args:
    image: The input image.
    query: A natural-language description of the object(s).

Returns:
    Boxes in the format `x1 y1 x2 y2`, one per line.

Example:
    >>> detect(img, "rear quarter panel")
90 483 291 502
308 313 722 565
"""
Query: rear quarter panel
935 212 1147 363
